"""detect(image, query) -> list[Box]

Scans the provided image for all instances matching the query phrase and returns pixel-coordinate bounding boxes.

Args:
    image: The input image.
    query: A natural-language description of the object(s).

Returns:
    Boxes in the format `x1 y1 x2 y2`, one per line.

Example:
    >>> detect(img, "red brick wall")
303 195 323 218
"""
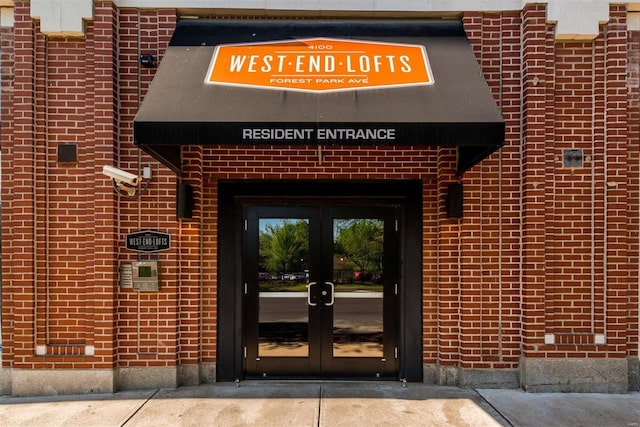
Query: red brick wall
6 1 41 368
91 0 119 369
519 2 552 360
518 4 635 359
34 35 90 354
458 5 636 368
628 25 640 361
2 1 121 368
180 145 444 369
2 3 180 370
1 2 638 377
545 38 606 345
1 11 15 368
116 7 179 368
602 6 631 358
459 11 523 370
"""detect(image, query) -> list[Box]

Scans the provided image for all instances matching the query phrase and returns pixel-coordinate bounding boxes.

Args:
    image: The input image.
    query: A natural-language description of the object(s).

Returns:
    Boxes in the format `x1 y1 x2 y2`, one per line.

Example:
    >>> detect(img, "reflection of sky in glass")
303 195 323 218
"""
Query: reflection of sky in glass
259 218 307 232
333 220 348 241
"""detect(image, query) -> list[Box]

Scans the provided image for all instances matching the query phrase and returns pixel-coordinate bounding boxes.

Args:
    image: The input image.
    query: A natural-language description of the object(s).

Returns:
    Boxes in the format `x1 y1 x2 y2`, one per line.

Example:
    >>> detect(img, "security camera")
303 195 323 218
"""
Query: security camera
102 165 140 186
115 181 137 196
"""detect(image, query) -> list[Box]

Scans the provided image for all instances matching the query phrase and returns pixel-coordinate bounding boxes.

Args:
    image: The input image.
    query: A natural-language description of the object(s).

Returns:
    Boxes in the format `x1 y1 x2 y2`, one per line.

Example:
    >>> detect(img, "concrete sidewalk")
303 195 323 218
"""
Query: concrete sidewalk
0 382 638 426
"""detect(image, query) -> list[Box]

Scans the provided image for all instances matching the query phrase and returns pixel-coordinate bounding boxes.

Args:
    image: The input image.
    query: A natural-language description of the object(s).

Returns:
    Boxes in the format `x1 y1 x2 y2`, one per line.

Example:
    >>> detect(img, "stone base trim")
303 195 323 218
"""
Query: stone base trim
116 366 178 391
520 357 629 393
436 365 459 386
426 358 631 392
2 364 218 396
177 363 216 386
178 364 199 386
11 369 114 397
200 362 217 384
423 364 519 388
629 357 639 391
422 364 437 384
0 367 12 395
459 368 519 389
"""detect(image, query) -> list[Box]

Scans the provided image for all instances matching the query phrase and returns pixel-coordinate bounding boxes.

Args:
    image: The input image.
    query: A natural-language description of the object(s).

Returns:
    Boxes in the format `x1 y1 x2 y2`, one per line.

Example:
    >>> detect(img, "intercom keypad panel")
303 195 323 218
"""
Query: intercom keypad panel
131 261 159 291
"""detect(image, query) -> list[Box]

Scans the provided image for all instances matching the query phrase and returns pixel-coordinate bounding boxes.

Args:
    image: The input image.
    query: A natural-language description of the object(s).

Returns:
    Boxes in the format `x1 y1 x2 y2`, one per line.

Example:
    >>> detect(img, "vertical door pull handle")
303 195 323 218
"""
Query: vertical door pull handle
324 282 335 306
307 282 317 306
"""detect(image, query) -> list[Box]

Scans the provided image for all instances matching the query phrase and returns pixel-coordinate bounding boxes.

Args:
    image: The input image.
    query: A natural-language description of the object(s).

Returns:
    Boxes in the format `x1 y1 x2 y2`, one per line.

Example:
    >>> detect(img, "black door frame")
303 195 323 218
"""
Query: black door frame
244 205 399 378
244 206 323 377
217 180 423 381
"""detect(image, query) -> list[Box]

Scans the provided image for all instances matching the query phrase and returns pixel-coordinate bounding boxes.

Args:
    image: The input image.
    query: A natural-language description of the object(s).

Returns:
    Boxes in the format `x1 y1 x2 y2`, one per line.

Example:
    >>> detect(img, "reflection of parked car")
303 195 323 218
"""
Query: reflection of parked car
258 272 270 281
353 271 372 281
283 272 306 281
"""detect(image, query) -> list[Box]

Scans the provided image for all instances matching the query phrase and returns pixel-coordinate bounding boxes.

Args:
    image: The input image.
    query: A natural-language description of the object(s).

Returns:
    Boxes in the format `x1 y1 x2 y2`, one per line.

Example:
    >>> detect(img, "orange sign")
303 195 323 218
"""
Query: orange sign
205 38 433 92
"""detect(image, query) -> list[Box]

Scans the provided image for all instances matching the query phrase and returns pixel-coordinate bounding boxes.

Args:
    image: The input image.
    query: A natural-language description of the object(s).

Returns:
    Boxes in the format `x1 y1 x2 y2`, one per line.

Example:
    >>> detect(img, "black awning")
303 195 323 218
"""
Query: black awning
134 19 504 174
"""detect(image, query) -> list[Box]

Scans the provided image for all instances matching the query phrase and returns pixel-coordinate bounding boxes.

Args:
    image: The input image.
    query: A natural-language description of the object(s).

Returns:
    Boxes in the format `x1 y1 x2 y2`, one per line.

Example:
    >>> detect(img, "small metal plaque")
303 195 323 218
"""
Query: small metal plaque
57 144 78 163
126 230 170 253
563 149 583 168
120 264 133 289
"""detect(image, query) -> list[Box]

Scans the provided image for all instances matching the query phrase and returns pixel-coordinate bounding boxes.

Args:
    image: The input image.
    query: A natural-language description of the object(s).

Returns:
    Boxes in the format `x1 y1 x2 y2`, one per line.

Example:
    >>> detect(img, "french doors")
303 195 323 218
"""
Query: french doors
243 205 399 378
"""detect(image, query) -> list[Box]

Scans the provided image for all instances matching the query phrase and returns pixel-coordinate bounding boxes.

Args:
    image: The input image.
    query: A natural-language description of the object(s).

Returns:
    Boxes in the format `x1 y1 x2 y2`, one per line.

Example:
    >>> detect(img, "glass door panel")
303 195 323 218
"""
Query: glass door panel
245 205 398 378
332 219 384 357
258 218 310 358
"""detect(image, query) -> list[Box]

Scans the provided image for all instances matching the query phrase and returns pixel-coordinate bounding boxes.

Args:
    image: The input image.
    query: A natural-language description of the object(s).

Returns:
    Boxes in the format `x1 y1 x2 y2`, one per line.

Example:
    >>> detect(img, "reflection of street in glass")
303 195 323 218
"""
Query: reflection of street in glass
333 330 383 357
333 294 383 357
259 321 309 357
258 293 383 358
257 216 385 359
258 292 309 358
258 341 383 357
258 218 384 291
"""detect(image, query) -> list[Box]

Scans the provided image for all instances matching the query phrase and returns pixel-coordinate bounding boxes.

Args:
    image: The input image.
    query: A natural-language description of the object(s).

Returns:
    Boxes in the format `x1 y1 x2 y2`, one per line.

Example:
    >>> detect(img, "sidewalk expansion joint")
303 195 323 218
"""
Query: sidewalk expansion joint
474 389 515 427
120 389 160 426
317 385 323 427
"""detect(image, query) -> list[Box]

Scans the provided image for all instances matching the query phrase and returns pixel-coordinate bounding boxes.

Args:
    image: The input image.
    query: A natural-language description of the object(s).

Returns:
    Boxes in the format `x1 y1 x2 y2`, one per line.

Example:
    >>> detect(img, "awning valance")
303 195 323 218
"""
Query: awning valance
134 19 504 174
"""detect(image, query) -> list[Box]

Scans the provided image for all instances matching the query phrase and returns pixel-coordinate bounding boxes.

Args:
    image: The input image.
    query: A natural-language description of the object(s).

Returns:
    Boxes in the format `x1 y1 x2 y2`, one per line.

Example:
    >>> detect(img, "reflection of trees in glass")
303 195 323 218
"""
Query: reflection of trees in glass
259 220 309 275
334 219 383 274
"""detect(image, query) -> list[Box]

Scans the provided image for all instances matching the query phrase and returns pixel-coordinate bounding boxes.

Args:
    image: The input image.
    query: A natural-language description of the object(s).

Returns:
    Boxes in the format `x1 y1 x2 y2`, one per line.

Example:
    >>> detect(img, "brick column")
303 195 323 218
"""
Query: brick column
178 145 205 385
92 0 119 371
436 147 461 384
201 164 218 383
626 11 640 391
10 1 38 369
520 4 549 363
603 5 629 360
1 8 16 375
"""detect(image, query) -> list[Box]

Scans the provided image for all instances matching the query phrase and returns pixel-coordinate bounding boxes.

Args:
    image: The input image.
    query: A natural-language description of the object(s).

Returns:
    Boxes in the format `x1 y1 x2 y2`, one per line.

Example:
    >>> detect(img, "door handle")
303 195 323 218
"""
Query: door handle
324 282 335 306
307 282 317 306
